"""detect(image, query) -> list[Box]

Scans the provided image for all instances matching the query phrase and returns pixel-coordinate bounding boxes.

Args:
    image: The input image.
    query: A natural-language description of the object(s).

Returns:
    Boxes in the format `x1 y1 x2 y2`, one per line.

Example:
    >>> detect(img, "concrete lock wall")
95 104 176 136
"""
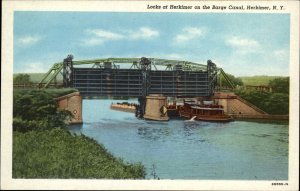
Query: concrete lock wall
144 94 169 121
56 92 83 124
226 99 264 115
214 92 266 115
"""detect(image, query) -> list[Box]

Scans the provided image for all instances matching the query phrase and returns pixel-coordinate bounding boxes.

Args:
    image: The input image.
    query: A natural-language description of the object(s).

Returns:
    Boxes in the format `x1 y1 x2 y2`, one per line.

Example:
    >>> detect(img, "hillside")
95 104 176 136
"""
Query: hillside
13 73 63 83
239 76 286 86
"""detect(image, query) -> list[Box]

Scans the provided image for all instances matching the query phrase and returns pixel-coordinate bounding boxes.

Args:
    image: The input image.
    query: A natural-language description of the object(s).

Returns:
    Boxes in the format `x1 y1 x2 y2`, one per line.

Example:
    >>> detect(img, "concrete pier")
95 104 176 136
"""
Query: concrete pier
56 91 83 124
143 94 169 121
213 92 267 115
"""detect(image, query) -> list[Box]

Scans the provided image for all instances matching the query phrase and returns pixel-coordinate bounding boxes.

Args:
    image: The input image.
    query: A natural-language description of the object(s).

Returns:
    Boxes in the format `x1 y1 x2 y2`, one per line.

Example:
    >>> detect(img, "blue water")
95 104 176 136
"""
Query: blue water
68 99 288 180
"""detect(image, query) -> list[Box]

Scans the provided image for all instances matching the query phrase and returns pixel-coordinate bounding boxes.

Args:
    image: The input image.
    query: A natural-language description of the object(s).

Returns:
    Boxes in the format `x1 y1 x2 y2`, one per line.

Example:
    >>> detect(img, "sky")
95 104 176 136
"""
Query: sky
13 12 290 76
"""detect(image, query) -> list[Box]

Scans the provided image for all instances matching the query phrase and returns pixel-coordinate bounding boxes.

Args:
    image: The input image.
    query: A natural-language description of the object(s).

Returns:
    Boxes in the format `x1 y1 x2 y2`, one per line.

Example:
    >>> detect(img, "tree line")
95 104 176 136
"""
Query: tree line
235 77 289 115
217 73 289 115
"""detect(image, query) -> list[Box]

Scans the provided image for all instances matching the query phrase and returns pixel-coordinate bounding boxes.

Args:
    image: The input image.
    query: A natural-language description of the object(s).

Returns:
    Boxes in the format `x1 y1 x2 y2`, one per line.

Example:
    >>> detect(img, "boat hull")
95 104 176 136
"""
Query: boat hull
178 107 234 122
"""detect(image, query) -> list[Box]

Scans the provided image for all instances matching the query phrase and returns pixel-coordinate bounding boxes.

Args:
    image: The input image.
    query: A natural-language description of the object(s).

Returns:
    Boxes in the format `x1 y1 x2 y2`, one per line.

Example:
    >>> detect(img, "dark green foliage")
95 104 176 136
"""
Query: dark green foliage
13 129 146 179
266 93 289 115
13 74 32 84
218 73 243 87
235 76 289 115
13 118 48 132
226 73 243 86
235 89 289 115
14 90 56 120
13 90 72 132
268 77 289 94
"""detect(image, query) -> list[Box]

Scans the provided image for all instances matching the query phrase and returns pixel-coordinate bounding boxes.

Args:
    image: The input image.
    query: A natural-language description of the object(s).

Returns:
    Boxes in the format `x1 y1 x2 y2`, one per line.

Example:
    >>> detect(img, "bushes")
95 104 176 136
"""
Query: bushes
218 73 243 88
13 129 145 179
13 90 72 132
235 76 289 115
265 93 289 115
269 77 289 94
235 77 289 115
13 74 31 85
235 89 289 115
13 118 48 132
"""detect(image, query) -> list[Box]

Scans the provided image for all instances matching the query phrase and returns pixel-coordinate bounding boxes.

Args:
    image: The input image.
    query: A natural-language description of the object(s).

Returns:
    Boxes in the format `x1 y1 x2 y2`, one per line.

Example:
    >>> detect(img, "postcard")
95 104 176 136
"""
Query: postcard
1 0 299 190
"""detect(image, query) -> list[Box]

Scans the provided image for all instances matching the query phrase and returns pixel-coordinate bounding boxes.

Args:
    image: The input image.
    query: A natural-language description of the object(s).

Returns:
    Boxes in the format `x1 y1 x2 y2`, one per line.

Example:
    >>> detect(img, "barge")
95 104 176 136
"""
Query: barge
110 102 137 113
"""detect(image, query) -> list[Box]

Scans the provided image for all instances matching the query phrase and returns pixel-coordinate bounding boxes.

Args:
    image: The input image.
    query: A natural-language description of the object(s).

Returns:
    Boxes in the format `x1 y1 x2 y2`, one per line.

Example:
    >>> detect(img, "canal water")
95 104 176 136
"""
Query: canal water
68 99 288 180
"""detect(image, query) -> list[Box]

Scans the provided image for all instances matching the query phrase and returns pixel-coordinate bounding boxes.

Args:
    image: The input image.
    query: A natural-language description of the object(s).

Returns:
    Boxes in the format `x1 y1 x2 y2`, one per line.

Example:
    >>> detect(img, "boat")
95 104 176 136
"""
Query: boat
177 100 233 122
110 102 137 113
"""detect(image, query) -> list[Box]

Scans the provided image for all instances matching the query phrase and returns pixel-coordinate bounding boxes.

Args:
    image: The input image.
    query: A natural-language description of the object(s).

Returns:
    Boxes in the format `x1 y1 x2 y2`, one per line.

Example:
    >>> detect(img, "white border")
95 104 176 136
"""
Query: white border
1 1 299 190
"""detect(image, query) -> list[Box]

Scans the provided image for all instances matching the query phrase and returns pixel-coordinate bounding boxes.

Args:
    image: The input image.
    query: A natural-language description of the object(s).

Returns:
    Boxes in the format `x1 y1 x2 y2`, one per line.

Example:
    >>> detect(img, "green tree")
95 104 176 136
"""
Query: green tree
268 77 289 94
218 73 243 88
13 74 31 84
235 89 289 115
264 93 289 115
13 90 72 132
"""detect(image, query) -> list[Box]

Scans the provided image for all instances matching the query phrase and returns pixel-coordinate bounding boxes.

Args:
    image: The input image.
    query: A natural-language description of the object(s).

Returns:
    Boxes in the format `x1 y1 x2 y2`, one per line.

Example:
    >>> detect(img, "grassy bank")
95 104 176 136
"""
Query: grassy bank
13 129 145 178
13 89 146 179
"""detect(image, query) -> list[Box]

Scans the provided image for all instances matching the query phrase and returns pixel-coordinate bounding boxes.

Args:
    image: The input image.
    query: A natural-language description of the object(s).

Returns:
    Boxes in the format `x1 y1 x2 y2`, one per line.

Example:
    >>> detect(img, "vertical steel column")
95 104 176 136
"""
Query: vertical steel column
63 54 74 88
140 57 151 97
207 60 217 96
137 57 151 118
